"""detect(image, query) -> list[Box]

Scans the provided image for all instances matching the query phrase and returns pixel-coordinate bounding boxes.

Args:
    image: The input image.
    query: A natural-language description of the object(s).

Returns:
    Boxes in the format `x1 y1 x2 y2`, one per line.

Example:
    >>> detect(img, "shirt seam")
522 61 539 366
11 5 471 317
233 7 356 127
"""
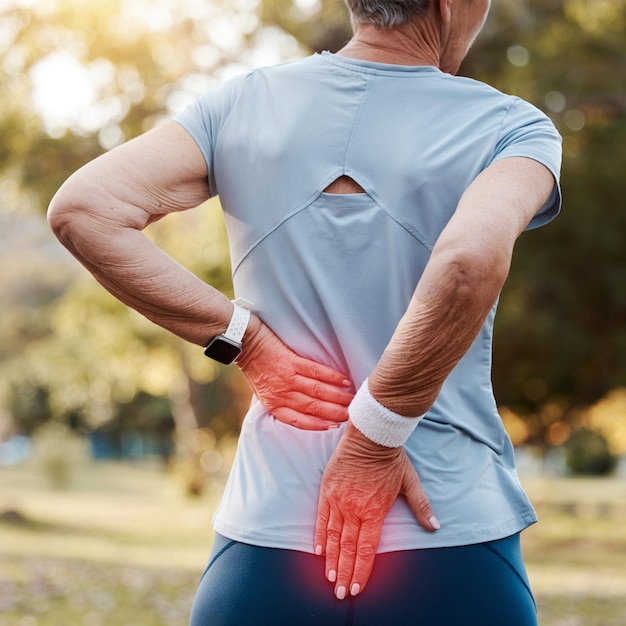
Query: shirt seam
343 76 370 176
489 96 521 165
212 71 255 196
230 194 433 279
230 198 315 276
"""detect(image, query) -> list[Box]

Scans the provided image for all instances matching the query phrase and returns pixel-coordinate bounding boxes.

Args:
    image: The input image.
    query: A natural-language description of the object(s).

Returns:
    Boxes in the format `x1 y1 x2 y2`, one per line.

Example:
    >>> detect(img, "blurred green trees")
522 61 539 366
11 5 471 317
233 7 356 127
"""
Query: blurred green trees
0 0 262 491
565 427 617 475
466 0 626 446
0 0 625 460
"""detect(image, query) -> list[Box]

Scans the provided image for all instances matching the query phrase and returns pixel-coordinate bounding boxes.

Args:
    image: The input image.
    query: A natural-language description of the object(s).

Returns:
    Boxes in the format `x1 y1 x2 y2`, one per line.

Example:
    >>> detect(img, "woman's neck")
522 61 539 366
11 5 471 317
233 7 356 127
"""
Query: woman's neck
336 22 441 67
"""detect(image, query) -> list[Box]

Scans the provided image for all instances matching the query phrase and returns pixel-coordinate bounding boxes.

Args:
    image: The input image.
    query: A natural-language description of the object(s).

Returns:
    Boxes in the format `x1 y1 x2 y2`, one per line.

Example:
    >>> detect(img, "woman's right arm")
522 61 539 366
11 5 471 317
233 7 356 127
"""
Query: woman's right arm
315 157 557 599
368 157 554 412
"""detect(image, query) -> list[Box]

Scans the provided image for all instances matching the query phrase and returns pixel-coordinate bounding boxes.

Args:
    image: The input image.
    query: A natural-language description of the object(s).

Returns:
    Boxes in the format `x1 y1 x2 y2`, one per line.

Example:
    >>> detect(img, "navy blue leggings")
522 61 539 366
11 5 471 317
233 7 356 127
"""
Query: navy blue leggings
189 532 537 626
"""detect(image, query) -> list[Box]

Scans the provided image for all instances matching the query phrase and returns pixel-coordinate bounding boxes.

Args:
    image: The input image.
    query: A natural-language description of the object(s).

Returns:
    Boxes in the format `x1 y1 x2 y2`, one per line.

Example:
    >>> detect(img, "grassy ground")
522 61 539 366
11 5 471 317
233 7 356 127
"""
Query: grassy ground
1 461 625 625
0 461 216 626
522 476 626 625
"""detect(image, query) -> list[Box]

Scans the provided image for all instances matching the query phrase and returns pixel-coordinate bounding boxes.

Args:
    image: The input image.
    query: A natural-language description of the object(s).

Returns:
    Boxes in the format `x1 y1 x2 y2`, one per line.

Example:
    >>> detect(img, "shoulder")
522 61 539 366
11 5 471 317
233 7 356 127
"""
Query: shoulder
443 75 560 149
239 54 328 91
456 75 556 126
193 55 321 107
440 74 523 113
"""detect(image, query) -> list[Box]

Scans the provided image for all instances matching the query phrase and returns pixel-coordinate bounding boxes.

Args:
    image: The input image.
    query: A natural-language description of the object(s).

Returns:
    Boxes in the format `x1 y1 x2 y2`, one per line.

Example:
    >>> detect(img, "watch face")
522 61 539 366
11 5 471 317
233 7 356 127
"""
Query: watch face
204 336 242 364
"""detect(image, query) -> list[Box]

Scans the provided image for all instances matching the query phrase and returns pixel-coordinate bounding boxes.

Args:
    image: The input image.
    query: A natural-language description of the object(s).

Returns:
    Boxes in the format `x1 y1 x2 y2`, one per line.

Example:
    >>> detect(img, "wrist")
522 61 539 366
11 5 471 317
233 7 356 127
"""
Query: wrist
368 367 433 416
203 298 253 365
349 379 423 448
237 312 263 368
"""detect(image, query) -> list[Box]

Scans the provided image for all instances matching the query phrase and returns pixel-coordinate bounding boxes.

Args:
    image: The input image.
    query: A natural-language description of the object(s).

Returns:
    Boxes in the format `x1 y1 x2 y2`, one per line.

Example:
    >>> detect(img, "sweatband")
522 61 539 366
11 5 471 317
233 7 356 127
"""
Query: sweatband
349 379 424 448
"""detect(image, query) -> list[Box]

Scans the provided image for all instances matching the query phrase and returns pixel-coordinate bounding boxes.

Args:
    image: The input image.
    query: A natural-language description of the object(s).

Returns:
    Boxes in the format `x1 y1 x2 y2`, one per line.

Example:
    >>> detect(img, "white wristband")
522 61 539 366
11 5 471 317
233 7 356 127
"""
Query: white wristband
349 379 423 448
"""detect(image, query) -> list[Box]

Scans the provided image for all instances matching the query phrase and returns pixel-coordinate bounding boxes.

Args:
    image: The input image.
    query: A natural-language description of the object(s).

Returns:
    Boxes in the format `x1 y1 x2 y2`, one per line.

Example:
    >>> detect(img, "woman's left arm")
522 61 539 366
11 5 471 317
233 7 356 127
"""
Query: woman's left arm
48 121 230 343
49 121 351 428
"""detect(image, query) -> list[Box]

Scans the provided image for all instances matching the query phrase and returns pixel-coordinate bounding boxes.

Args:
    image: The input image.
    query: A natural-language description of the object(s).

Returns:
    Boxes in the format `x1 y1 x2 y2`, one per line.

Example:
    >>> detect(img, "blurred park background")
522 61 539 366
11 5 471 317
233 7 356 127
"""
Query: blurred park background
0 0 625 624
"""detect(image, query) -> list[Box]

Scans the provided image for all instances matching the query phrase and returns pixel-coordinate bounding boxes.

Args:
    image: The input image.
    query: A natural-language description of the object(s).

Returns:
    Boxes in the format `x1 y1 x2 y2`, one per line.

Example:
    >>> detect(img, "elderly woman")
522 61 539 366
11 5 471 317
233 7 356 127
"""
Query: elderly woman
49 0 561 624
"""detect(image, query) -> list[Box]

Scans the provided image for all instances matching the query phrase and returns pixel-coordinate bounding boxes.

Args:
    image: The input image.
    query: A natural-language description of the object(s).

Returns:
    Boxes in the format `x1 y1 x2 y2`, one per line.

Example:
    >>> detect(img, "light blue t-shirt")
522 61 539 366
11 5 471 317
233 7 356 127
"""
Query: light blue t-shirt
175 52 562 552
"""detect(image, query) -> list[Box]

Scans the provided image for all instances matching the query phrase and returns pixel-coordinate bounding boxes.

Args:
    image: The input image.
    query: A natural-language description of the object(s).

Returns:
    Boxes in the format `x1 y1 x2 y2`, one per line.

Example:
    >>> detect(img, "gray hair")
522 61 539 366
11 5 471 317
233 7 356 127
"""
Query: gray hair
344 0 431 28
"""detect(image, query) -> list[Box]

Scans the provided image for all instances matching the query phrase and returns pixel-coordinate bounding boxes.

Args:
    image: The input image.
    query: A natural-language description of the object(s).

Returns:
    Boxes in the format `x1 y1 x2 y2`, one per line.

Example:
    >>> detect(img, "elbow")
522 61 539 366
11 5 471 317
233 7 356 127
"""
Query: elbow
442 247 511 307
47 176 83 245
47 192 73 244
48 173 105 251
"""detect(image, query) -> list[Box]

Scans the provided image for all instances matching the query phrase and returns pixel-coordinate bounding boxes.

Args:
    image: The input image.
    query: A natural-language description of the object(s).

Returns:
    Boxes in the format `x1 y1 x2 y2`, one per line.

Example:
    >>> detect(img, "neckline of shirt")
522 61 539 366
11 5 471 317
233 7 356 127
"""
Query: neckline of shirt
318 50 444 77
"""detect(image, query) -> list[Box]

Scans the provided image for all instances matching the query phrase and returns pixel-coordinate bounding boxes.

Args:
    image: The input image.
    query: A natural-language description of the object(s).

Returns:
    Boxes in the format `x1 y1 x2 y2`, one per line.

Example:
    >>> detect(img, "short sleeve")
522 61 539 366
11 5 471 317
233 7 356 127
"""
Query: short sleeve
173 73 249 196
491 98 563 230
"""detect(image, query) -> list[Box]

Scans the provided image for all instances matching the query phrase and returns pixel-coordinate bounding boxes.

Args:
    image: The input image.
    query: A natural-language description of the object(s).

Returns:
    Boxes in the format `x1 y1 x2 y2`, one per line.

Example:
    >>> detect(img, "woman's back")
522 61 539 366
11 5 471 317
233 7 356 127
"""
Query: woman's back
174 51 561 553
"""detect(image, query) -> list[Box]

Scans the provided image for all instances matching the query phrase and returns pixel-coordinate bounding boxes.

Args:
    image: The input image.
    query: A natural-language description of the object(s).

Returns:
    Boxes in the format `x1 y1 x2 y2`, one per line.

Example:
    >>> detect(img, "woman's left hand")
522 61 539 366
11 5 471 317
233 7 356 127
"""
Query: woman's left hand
237 318 354 430
314 422 439 599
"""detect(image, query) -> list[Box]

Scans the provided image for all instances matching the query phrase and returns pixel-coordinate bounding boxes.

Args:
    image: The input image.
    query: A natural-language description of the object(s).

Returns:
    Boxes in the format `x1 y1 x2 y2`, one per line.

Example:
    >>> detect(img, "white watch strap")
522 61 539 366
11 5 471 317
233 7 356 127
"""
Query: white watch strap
223 300 251 343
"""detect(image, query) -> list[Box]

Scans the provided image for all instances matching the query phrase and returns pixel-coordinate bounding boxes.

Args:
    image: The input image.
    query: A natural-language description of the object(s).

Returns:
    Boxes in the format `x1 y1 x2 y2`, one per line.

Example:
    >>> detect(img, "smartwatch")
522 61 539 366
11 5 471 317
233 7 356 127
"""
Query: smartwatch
203 299 252 364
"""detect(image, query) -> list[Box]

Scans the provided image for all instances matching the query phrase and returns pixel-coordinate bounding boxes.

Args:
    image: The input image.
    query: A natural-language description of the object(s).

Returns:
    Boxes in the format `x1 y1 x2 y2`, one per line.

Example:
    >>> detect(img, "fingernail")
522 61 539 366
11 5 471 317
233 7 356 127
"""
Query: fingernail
351 583 361 597
315 545 322 556
327 424 340 430
328 570 336 582
429 515 441 530
343 379 352 387
336 586 346 600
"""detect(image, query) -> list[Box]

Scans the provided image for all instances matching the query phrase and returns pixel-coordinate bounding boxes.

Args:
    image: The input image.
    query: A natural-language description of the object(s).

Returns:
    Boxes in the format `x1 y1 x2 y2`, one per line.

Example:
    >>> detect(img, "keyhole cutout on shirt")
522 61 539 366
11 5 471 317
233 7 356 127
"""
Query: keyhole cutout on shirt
323 176 366 194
